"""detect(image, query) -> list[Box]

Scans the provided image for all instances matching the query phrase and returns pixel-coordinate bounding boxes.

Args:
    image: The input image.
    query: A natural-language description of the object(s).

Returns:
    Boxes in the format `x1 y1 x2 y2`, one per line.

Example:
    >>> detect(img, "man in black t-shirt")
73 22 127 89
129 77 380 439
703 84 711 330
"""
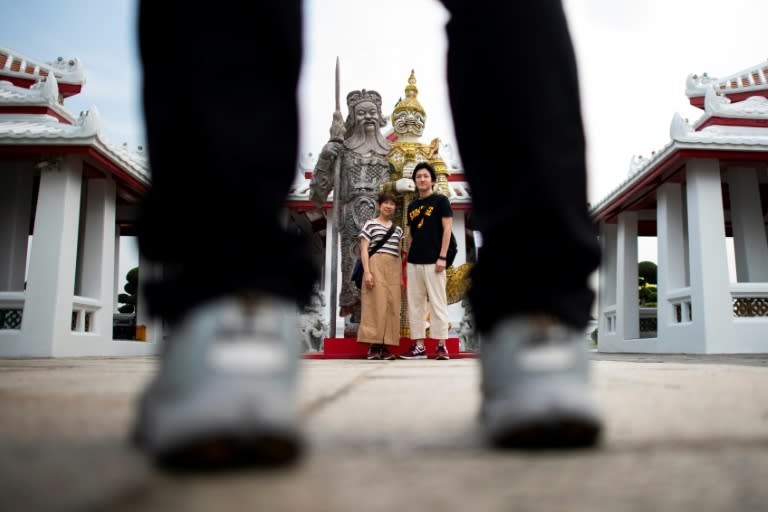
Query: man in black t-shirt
400 162 452 361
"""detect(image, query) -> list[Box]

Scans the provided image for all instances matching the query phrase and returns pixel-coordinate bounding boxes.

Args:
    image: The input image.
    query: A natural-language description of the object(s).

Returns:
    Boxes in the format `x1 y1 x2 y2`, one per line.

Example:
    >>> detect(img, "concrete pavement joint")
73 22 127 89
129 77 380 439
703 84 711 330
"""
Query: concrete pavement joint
300 365 386 418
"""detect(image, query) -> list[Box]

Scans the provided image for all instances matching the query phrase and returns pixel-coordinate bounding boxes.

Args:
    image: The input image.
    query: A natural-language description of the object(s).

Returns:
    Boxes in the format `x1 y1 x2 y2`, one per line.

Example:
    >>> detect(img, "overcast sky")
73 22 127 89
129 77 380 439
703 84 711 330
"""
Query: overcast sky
5 0 767 272
6 0 765 202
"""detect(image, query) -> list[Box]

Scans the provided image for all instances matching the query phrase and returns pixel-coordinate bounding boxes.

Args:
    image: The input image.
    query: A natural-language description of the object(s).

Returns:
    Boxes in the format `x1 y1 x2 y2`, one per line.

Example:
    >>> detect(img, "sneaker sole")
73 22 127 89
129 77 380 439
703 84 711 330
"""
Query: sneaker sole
487 416 601 450
481 394 602 450
435 355 450 360
135 382 302 470
153 431 302 470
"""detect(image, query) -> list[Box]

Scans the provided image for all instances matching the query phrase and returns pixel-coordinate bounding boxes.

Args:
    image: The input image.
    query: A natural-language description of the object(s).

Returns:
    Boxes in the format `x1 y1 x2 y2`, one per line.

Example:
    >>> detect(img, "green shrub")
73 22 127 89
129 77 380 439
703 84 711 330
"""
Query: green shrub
117 266 139 314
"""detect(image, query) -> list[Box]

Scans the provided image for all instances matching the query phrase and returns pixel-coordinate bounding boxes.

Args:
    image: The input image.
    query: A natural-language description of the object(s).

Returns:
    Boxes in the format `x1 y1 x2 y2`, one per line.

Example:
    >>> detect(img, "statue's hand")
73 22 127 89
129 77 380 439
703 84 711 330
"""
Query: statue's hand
395 177 415 193
330 111 345 139
320 141 343 160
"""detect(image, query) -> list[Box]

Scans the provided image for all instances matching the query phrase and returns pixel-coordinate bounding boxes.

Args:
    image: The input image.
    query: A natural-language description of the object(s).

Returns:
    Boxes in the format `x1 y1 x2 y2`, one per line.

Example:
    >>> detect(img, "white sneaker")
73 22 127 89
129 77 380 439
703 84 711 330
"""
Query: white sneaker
132 295 303 468
480 316 602 449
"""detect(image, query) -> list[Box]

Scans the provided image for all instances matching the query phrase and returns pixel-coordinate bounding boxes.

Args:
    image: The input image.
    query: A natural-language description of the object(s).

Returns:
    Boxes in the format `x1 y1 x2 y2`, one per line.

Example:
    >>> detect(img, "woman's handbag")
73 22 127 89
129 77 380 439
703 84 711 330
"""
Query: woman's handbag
351 260 364 289
352 224 397 289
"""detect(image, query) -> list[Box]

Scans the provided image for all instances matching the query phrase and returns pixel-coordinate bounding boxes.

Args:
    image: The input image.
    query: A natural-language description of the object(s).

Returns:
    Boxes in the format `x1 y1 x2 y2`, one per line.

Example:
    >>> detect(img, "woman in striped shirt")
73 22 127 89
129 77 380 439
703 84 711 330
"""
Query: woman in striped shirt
357 191 404 360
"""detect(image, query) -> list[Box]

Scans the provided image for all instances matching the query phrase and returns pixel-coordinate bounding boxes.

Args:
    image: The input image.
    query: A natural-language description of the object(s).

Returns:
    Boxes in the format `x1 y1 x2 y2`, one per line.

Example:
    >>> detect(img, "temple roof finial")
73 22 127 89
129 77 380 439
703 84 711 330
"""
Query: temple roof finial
392 69 426 119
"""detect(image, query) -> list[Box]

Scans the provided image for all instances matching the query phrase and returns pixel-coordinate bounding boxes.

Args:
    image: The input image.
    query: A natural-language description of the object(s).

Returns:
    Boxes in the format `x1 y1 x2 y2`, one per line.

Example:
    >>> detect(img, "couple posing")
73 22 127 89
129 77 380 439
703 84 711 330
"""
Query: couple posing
357 162 453 361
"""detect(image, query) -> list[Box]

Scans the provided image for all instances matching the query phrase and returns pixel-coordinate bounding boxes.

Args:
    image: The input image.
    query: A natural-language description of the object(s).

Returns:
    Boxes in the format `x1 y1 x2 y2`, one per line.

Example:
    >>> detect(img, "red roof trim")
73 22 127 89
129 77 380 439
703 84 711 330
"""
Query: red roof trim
593 148 767 222
0 144 147 194
83 147 147 194
285 200 326 210
0 74 83 97
696 116 768 131
0 105 71 124
689 89 768 109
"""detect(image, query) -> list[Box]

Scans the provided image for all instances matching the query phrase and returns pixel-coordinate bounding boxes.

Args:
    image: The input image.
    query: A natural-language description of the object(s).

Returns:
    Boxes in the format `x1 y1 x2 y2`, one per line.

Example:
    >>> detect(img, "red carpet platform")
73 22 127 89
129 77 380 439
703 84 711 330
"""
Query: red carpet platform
302 337 477 359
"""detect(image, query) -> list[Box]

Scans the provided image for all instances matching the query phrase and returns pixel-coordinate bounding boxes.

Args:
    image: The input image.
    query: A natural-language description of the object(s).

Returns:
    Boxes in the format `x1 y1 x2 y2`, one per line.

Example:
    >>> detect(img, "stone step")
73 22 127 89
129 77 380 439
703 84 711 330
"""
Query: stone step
303 337 476 359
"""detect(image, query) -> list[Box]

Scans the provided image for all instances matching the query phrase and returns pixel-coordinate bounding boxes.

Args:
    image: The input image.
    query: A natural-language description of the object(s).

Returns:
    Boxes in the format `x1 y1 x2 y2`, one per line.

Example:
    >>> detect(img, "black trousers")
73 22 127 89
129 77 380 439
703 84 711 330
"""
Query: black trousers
138 0 600 331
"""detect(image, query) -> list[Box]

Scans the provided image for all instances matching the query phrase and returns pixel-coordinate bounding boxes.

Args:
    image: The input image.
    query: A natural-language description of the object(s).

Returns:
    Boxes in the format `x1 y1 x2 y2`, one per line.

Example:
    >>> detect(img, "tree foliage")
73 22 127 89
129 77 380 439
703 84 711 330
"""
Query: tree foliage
117 266 139 314
638 260 657 285
638 283 657 306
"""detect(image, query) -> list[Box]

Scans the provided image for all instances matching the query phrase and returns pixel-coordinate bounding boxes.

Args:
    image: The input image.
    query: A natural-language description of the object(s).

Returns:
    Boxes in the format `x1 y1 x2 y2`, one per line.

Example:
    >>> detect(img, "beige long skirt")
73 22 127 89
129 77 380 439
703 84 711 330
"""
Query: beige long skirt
357 252 402 346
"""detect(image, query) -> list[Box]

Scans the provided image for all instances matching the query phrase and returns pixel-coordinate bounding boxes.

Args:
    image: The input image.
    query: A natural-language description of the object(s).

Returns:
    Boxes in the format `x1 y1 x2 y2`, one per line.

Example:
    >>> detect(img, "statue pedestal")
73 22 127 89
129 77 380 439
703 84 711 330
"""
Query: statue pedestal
303 337 476 359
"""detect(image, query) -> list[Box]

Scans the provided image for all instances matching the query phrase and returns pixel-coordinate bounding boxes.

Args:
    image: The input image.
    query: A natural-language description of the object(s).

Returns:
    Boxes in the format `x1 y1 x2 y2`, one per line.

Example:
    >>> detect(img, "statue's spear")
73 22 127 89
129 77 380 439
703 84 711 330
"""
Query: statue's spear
328 57 344 338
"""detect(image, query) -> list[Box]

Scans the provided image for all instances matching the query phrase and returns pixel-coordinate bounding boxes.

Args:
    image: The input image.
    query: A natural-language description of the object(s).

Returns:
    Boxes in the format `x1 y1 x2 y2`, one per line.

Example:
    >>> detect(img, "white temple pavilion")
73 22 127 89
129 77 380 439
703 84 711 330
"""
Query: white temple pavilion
593 59 768 354
0 46 155 357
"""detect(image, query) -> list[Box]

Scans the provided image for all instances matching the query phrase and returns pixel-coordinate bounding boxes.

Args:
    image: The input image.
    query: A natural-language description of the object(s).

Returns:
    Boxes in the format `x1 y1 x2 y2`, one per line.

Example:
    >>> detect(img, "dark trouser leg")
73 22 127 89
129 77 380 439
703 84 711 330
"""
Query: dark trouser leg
440 0 600 333
138 0 317 323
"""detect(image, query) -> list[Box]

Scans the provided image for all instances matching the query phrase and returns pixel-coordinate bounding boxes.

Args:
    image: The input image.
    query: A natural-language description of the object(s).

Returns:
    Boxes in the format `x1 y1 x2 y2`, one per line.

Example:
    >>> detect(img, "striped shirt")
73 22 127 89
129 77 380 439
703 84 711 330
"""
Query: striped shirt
359 220 403 257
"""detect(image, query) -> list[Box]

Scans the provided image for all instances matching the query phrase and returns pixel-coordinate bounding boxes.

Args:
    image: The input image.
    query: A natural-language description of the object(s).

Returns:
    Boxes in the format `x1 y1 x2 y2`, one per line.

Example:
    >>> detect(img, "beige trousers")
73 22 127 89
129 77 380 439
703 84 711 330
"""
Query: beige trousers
406 263 449 340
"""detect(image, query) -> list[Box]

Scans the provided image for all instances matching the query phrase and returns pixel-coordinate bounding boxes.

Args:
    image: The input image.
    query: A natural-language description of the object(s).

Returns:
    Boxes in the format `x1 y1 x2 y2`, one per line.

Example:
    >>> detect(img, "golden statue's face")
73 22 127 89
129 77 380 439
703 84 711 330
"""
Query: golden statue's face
393 109 425 137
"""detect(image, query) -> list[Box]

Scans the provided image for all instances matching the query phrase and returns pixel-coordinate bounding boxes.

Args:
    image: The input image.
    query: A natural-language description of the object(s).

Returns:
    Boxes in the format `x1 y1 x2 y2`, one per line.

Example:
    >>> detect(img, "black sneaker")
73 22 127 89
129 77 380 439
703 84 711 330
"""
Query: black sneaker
399 344 427 360
435 343 450 360
379 345 396 360
366 344 381 360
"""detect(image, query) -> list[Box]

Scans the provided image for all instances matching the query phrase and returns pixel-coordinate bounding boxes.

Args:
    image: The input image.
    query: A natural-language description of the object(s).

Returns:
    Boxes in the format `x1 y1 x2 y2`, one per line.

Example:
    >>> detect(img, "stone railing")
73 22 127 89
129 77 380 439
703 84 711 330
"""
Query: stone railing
603 305 617 334
731 284 768 318
639 307 657 338
666 287 693 324
601 305 658 339
71 296 101 333
0 291 24 330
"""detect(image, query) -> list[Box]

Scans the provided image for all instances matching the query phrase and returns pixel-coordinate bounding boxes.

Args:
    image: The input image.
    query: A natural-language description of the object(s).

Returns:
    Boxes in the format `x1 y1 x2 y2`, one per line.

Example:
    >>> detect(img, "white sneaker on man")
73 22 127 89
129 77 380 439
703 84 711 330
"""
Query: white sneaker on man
480 315 602 449
132 295 303 469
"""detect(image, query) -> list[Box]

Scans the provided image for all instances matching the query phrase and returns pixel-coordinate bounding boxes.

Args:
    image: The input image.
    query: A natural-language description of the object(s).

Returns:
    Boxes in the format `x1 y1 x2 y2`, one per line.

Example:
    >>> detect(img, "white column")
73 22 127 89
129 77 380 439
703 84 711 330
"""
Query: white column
79 178 117 339
656 183 686 342
616 211 639 340
726 166 768 282
598 222 617 336
21 156 83 356
0 164 34 291
114 229 121 313
686 158 732 353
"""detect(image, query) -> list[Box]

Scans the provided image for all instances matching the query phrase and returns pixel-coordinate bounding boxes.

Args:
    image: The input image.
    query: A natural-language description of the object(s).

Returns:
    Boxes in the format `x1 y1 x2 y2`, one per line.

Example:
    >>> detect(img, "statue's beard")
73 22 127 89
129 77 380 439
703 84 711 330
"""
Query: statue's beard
345 122 391 156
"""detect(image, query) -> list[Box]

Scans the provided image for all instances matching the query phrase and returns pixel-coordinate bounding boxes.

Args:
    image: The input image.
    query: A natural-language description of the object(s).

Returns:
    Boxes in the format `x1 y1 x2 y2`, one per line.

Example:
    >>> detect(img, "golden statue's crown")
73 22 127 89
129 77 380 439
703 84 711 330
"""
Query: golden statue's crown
392 70 426 118
346 89 383 110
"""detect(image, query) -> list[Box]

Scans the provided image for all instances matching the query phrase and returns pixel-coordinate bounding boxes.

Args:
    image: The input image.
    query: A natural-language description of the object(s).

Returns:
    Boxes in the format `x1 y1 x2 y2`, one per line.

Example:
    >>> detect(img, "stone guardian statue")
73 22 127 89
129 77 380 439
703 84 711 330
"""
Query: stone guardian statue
309 89 392 336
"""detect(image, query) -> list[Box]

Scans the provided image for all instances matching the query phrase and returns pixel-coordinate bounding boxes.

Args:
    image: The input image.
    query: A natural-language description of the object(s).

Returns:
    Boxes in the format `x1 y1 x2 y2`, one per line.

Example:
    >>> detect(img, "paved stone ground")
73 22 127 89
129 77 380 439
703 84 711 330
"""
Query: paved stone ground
1 353 767 512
